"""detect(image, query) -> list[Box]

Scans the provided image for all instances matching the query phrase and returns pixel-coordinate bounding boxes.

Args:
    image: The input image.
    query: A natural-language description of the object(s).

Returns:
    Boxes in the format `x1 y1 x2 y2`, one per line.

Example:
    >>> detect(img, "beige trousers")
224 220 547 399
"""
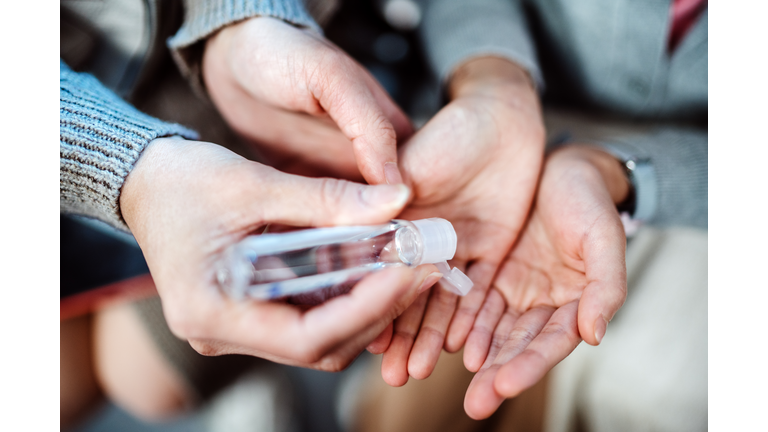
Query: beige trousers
349 226 707 432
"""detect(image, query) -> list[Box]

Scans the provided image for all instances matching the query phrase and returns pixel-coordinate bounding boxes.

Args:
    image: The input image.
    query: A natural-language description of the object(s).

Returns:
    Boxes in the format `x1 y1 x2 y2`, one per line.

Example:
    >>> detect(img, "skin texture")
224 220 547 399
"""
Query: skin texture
61 315 102 429
93 303 191 421
371 57 546 387
462 145 629 419
362 57 629 419
119 137 438 372
202 17 413 184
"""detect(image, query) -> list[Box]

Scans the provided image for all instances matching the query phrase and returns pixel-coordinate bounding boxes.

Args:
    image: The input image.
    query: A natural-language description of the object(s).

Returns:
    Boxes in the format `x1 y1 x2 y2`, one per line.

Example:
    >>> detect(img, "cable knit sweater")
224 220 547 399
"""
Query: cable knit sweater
60 0 319 232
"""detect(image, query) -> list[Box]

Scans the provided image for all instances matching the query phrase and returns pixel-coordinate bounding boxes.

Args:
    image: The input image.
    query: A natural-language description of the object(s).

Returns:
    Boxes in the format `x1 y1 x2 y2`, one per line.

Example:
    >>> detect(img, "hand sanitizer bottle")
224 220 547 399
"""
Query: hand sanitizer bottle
217 218 473 303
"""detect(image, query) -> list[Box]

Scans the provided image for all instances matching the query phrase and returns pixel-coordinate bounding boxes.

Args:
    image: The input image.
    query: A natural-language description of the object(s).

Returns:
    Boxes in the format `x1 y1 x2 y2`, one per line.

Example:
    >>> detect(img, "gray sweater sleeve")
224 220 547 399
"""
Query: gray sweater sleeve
594 128 708 229
60 60 198 231
167 0 320 94
419 0 543 89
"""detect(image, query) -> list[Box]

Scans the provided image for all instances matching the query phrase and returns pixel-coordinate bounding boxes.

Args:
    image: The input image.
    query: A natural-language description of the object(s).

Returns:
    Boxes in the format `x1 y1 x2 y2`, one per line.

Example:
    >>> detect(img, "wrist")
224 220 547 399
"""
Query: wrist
549 145 631 205
448 57 535 100
119 137 181 233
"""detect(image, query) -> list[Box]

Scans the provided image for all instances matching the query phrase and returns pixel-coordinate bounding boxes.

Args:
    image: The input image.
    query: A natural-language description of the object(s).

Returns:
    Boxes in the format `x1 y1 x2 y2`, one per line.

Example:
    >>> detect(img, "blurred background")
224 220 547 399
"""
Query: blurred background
62 0 707 431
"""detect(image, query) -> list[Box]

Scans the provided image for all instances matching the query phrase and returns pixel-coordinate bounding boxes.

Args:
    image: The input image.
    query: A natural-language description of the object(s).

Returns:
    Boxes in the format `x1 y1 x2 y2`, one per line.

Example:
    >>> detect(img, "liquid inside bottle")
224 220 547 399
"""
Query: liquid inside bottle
217 218 472 304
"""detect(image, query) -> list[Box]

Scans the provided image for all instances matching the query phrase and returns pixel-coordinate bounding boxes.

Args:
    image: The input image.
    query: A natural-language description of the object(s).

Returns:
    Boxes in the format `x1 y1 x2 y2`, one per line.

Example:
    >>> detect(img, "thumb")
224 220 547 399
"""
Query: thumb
260 170 411 228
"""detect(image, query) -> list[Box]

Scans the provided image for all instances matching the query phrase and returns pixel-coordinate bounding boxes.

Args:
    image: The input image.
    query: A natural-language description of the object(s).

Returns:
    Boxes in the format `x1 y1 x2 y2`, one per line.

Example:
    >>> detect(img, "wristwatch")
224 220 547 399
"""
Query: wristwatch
612 155 657 222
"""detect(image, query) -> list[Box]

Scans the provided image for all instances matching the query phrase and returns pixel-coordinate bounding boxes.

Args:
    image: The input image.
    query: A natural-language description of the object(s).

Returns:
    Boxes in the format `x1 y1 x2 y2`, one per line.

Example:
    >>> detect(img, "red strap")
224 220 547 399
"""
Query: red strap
668 0 707 53
60 273 158 321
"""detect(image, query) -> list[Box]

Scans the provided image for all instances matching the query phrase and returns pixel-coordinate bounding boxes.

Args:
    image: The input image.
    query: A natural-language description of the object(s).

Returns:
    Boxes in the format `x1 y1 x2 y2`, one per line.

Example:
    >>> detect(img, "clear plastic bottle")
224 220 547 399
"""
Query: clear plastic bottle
217 218 473 303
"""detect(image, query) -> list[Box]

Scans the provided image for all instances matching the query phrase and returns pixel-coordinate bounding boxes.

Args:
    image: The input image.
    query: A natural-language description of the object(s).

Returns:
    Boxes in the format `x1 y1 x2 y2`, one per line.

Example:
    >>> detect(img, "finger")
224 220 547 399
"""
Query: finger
208 265 434 362
196 304 403 372
366 268 441 356
310 55 402 185
366 322 393 354
464 305 554 420
259 170 411 227
477 309 521 370
381 290 430 386
311 308 409 372
462 289 505 372
297 265 437 359
578 215 627 345
243 107 363 181
445 259 499 352
493 300 581 399
406 283 459 380
362 71 414 142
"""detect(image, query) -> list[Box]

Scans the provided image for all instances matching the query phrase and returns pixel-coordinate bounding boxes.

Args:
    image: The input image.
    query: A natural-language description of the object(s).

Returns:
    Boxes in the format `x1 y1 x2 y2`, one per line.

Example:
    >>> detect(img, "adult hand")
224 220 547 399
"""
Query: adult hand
368 58 546 386
202 17 412 183
119 137 439 371
462 145 629 419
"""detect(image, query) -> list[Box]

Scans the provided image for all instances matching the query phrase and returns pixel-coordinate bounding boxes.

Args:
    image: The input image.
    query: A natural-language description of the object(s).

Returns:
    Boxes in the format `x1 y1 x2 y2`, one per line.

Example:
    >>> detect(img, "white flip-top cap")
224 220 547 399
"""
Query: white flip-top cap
412 218 474 296
412 218 457 264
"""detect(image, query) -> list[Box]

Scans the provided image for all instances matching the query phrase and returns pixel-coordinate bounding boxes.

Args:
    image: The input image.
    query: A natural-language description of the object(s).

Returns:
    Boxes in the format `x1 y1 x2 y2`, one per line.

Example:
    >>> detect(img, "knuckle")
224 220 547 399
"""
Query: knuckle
164 310 194 340
319 177 352 212
540 321 569 338
350 112 396 148
188 340 220 357
393 327 418 342
453 305 479 323
417 325 446 342
291 343 325 365
372 113 396 141
163 302 213 342
471 322 495 339
316 356 353 372
508 326 537 346
490 337 506 353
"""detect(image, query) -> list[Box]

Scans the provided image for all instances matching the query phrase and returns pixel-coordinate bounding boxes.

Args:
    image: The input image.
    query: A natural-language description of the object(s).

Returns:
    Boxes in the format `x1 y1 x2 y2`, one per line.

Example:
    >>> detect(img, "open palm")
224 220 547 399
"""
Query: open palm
461 147 628 419
372 85 546 386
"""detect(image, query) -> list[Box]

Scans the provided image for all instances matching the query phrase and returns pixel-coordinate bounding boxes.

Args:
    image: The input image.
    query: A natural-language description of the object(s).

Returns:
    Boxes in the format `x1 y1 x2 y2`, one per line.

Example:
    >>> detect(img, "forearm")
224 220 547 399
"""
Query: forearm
60 60 197 231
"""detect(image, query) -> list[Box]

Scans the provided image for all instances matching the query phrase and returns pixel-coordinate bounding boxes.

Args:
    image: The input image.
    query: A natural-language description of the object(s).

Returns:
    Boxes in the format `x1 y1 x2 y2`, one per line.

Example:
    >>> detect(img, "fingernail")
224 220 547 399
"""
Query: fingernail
594 316 608 344
384 162 404 185
419 272 443 293
361 184 410 209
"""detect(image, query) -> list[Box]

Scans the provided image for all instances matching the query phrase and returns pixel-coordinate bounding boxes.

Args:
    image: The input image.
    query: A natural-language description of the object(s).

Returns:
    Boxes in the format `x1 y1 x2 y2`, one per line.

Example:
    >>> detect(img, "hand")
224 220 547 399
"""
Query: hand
462 145 629 419
368 58 547 386
119 137 438 371
202 17 412 183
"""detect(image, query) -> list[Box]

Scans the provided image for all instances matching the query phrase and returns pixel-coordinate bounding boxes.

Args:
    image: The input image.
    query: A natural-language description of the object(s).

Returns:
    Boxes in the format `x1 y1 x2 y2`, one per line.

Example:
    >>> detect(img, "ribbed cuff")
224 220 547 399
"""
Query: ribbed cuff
167 0 320 97
420 0 544 92
592 128 708 229
60 60 198 231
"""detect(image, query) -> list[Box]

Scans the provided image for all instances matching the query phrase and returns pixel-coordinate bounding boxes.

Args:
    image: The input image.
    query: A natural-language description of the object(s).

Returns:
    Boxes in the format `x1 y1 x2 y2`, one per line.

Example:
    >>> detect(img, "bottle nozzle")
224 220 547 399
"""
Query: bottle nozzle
410 218 473 295
434 261 474 296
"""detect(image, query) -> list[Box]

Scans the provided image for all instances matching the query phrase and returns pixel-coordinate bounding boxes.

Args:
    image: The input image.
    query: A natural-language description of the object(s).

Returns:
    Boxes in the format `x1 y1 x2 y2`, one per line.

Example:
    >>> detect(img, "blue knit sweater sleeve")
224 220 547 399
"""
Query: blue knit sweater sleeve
60 60 198 231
